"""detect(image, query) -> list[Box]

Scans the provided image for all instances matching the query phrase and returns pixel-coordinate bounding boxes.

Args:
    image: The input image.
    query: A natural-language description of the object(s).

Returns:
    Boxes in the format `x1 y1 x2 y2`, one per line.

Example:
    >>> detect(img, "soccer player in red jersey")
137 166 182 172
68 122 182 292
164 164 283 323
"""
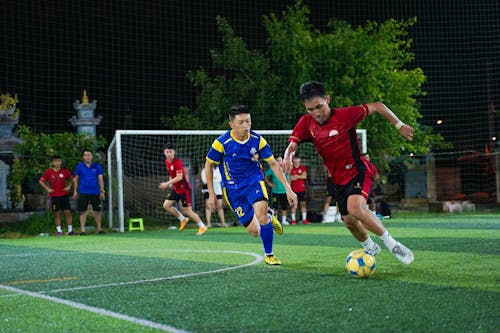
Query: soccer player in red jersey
39 155 75 236
289 155 310 224
284 81 414 265
159 143 208 235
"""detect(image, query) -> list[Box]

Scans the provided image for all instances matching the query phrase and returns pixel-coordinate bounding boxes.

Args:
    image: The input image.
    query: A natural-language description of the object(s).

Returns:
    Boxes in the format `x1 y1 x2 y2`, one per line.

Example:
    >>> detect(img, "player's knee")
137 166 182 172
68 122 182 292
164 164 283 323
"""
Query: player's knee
347 203 367 220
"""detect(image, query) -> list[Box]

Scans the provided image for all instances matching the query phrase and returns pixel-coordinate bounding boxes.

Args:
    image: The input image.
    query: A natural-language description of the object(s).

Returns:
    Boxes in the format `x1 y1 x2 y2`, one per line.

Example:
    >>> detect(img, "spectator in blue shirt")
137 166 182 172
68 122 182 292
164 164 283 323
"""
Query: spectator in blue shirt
73 149 105 235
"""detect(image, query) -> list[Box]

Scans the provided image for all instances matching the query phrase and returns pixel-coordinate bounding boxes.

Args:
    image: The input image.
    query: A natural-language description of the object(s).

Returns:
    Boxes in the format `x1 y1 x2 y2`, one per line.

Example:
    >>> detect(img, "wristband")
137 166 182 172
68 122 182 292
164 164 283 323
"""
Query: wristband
395 120 404 130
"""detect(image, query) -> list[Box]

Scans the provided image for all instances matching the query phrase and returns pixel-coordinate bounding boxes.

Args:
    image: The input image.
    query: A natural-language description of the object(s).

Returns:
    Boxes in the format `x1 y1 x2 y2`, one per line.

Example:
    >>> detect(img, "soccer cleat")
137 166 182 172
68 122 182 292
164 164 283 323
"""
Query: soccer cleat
302 219 311 225
196 226 208 235
365 242 382 256
67 231 75 236
98 230 105 234
264 254 281 265
282 220 290 226
291 220 297 225
56 231 63 237
390 242 414 265
79 232 86 236
179 217 189 231
267 208 283 235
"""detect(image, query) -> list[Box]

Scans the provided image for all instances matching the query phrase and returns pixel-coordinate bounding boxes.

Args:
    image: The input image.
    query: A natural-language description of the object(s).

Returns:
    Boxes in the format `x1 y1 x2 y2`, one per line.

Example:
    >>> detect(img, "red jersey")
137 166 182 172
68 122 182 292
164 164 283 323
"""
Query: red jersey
290 164 307 193
289 104 371 186
39 168 73 197
164 157 192 194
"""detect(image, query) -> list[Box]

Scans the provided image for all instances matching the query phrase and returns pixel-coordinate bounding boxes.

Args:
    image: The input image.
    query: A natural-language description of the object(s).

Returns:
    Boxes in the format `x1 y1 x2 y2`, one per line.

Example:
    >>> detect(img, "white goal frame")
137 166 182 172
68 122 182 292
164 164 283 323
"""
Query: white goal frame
107 129 366 232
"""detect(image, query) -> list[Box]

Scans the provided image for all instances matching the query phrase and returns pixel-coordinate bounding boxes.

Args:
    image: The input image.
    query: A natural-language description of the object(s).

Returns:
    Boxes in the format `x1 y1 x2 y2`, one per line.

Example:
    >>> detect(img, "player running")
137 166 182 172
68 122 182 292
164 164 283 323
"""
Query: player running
284 81 414 265
205 105 297 265
159 143 208 235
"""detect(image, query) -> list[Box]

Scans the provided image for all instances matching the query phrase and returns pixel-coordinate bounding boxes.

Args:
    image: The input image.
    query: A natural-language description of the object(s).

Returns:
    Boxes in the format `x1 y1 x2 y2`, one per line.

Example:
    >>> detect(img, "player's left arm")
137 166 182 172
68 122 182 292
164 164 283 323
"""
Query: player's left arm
365 102 414 141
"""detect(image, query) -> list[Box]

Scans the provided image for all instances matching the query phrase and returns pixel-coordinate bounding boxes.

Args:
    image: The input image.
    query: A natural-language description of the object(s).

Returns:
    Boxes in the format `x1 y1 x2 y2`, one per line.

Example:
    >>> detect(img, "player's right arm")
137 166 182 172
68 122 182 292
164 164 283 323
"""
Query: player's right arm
204 160 217 212
39 173 53 194
283 141 299 173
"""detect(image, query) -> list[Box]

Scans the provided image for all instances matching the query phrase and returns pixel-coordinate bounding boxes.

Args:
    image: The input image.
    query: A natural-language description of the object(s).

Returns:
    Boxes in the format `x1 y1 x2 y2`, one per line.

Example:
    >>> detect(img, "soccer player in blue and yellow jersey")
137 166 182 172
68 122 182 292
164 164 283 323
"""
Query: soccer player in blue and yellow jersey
205 105 297 265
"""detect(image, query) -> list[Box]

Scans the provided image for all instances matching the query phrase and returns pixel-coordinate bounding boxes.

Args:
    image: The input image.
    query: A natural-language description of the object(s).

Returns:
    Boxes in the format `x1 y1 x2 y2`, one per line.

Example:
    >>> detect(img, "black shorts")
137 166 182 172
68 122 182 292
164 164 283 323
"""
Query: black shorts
50 195 71 212
203 192 222 200
334 172 372 216
296 191 307 203
326 178 335 197
78 193 102 212
165 189 191 207
271 193 289 210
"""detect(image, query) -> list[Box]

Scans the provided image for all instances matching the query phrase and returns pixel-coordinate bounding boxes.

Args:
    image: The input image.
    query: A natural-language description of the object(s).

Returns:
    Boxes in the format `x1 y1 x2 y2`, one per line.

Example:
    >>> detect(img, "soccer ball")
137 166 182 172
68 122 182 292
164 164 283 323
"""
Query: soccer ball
346 249 376 278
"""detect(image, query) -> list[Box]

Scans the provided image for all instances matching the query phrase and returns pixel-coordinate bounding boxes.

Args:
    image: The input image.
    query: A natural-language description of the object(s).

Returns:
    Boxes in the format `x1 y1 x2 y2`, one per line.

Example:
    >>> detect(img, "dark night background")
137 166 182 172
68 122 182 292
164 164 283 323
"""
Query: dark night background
1 0 499 152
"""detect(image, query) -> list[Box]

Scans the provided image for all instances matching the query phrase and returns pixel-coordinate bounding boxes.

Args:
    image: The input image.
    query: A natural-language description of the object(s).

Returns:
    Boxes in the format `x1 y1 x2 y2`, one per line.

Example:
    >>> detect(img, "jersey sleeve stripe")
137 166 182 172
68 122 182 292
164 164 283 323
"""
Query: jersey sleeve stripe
258 136 268 150
212 139 225 154
206 156 220 165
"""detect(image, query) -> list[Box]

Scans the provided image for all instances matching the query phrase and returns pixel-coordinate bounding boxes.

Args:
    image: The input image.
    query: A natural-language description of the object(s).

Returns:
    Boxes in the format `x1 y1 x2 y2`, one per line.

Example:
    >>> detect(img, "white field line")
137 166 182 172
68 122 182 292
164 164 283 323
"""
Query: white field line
42 250 263 293
1 250 263 333
0 284 192 333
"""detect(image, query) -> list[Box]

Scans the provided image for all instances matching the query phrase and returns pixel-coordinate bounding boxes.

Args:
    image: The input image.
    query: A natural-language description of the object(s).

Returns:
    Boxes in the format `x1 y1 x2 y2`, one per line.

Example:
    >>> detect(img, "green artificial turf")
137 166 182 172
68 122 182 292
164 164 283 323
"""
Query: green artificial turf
0 213 498 332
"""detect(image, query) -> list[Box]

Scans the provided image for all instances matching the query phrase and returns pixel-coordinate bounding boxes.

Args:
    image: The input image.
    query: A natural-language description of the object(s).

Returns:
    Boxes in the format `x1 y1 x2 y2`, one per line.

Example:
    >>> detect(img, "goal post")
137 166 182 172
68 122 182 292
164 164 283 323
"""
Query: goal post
107 129 366 232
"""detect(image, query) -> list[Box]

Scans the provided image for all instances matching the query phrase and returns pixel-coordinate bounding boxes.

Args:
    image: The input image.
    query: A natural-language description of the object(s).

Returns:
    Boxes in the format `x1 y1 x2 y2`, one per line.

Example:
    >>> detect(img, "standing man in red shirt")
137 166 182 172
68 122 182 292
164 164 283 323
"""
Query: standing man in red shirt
362 153 380 213
159 143 207 235
284 81 414 265
39 155 75 236
289 155 310 224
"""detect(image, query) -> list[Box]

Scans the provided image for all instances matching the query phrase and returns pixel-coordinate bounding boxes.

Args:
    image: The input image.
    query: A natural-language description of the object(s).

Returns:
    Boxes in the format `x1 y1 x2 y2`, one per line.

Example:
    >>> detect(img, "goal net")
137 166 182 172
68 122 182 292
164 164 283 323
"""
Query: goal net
107 129 366 231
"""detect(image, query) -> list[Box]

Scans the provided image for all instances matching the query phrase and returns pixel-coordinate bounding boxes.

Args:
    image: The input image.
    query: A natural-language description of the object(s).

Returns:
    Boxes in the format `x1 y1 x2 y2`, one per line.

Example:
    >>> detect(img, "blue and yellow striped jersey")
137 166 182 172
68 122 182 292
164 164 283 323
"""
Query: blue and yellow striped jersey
206 130 274 190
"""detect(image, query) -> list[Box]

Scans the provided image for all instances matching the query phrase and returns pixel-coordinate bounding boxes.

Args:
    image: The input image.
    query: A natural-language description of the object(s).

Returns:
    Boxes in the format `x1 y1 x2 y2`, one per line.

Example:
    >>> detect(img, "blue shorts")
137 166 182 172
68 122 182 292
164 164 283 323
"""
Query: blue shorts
223 181 269 227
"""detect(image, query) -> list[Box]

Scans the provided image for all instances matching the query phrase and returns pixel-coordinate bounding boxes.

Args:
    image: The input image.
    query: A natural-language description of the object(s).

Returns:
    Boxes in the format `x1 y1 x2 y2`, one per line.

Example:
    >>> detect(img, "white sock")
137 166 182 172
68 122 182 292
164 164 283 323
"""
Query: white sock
360 237 376 251
177 215 186 222
197 221 206 228
291 213 296 220
282 216 287 224
56 226 62 233
378 230 397 250
67 225 73 232
302 212 307 221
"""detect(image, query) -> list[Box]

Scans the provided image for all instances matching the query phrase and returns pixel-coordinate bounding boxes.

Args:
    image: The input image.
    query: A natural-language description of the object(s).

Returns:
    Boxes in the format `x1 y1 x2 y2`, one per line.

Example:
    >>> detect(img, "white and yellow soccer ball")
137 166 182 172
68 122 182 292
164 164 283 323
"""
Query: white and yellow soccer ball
346 249 376 278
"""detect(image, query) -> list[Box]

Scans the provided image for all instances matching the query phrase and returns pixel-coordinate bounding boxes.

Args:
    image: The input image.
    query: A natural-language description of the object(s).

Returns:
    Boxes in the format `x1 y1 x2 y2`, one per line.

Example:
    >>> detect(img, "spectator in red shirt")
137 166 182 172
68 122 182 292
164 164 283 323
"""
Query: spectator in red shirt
361 153 380 212
289 155 310 224
159 143 208 235
39 155 75 236
284 80 414 265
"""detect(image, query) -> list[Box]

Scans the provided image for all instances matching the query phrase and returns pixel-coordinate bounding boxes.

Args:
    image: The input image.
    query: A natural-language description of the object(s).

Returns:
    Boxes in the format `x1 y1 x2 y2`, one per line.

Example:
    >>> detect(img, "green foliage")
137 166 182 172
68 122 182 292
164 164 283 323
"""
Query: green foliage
9 126 107 202
176 1 447 162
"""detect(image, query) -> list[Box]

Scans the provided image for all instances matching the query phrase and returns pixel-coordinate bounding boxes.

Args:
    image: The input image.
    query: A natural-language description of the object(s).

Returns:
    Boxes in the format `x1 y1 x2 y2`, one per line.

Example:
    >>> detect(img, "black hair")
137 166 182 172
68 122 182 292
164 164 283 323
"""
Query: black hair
51 155 62 160
81 149 93 156
228 105 249 121
299 81 327 101
165 142 175 150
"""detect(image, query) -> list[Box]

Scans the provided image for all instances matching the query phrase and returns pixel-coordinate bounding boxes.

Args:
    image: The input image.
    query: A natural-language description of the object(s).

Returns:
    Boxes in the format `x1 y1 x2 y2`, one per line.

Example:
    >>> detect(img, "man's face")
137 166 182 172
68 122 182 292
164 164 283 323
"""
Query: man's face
229 113 251 139
304 95 331 125
52 159 62 168
164 148 175 161
83 151 93 163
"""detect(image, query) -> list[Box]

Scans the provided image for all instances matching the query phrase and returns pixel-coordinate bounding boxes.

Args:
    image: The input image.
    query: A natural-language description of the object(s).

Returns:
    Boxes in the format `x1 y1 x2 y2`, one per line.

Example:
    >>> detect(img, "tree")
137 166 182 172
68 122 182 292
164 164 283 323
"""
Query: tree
9 126 107 207
172 1 446 161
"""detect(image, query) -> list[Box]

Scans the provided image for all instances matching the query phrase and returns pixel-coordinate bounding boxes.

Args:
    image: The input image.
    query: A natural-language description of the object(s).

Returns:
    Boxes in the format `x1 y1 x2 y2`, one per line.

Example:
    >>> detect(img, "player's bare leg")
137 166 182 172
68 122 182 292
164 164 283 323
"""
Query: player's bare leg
163 200 189 230
346 194 413 264
180 206 207 235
